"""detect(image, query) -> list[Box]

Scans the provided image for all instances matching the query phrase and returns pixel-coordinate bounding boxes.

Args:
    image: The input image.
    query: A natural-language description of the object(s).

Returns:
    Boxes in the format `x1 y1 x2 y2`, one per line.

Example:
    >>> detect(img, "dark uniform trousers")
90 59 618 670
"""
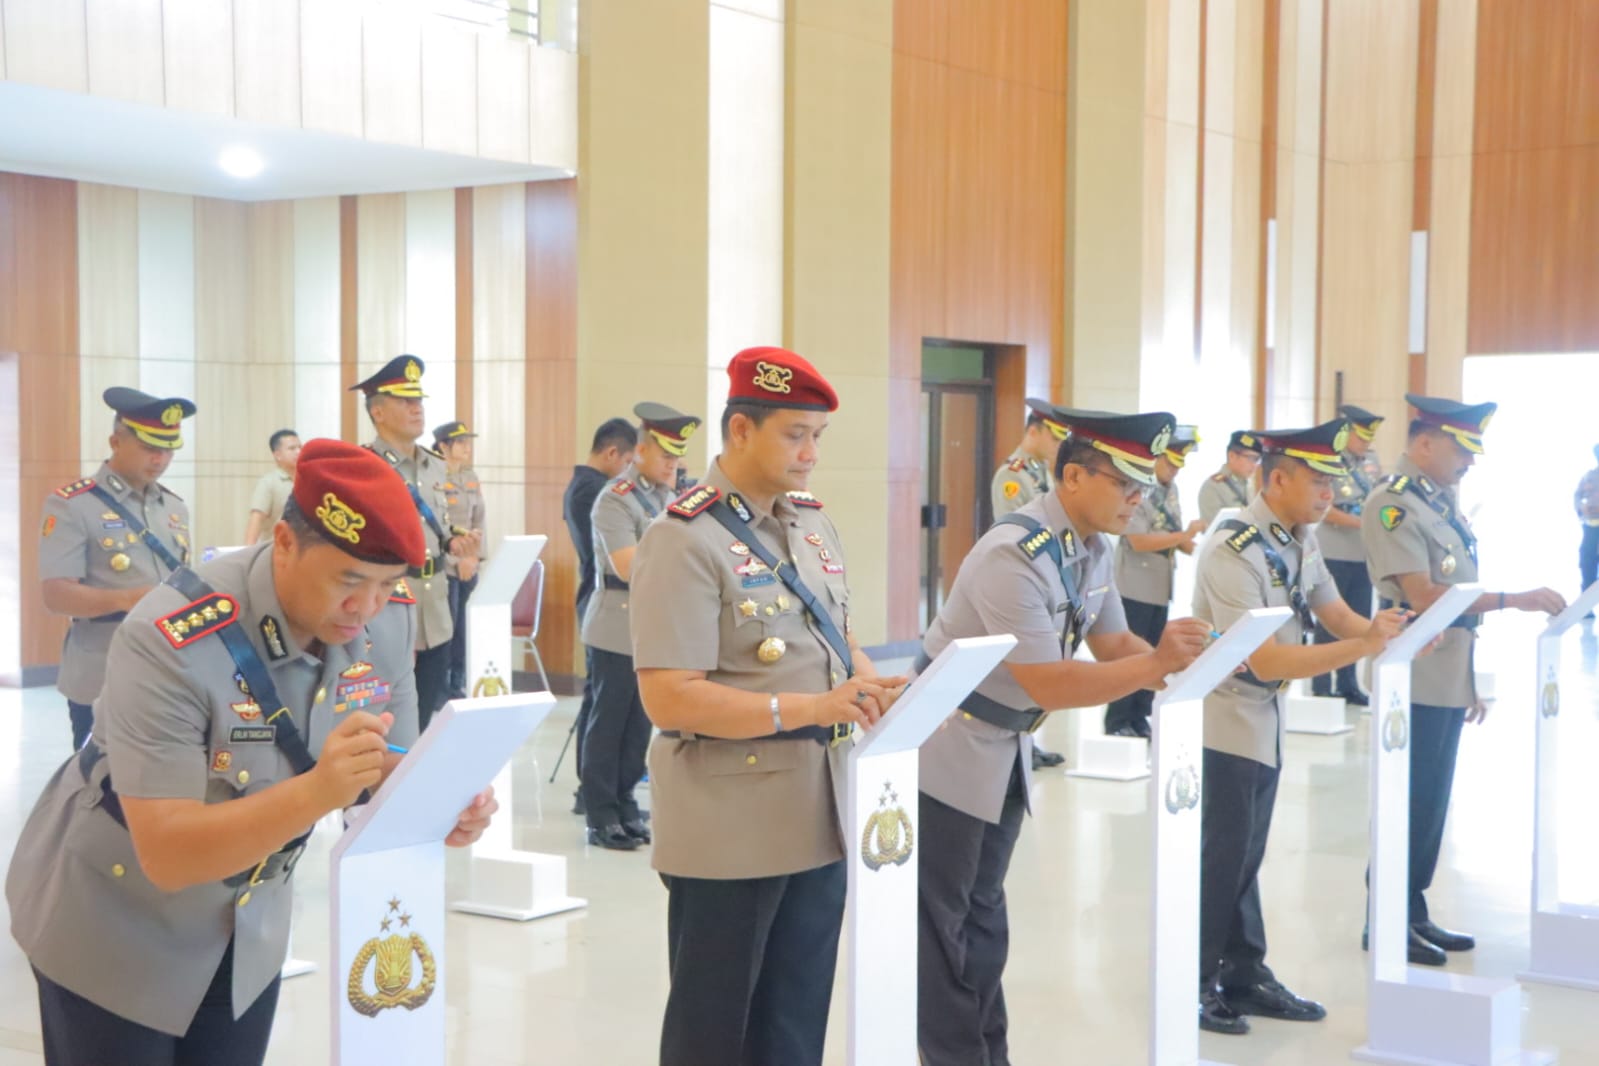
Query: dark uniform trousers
1312 559 1373 696
1199 748 1281 992
661 860 846 1066
34 939 280 1066
66 700 94 752
918 758 1026 1066
445 572 478 695
1580 525 1599 596
415 641 452 733
1363 703 1467 922
1104 598 1168 733
580 646 652 828
574 603 594 779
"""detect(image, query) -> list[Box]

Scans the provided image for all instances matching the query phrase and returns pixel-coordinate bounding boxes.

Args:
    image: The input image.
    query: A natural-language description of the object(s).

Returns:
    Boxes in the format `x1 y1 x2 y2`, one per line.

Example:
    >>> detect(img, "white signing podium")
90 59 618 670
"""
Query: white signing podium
845 635 1017 1066
1356 584 1554 1066
330 692 556 1065
450 535 586 921
1520 581 1599 992
1148 607 1290 1066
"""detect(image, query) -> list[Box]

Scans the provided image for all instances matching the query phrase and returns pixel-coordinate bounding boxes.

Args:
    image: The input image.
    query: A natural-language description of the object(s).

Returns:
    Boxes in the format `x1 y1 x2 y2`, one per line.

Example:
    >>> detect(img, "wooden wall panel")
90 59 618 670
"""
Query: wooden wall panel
85 0 164 106
362 17 424 148
355 193 406 388
163 0 235 116
424 25 480 157
235 0 301 127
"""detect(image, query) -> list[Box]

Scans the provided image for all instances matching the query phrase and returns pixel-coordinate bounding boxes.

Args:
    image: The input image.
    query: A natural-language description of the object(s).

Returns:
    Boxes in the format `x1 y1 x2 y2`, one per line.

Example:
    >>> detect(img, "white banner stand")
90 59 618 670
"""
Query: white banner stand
1148 606 1291 1066
450 535 586 922
845 635 1017 1066
1355 584 1554 1066
1520 581 1599 992
331 692 555 1065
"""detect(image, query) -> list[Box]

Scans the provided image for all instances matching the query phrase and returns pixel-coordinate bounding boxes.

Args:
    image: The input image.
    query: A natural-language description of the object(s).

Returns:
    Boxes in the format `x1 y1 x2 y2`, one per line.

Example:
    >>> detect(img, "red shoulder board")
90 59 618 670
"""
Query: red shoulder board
668 484 721 519
1210 473 1226 482
154 593 239 649
1006 458 1026 472
56 478 97 499
390 579 416 605
787 491 824 509
611 480 635 496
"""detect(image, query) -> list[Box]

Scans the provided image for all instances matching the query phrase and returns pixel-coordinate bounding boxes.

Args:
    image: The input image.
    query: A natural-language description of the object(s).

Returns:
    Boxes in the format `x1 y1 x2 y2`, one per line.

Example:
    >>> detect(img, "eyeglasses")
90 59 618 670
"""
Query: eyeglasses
1082 466 1147 502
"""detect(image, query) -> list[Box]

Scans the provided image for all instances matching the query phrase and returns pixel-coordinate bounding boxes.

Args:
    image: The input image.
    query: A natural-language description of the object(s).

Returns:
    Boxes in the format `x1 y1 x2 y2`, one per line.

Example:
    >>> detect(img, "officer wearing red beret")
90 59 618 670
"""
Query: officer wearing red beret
7 439 499 1065
629 347 908 1066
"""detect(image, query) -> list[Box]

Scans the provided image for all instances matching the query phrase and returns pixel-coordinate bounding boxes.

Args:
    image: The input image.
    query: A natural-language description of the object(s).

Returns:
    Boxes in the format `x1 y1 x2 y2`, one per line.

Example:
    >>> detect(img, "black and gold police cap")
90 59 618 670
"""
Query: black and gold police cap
1257 419 1352 476
1227 430 1264 456
1406 393 1496 455
1025 398 1070 441
1165 424 1201 467
105 387 197 450
1057 407 1177 486
634 402 702 458
351 354 427 399
1338 403 1385 443
432 421 477 445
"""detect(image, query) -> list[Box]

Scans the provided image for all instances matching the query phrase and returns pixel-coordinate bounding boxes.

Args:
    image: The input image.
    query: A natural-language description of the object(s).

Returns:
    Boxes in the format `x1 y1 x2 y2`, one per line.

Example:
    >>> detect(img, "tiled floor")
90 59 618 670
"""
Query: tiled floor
0 613 1596 1064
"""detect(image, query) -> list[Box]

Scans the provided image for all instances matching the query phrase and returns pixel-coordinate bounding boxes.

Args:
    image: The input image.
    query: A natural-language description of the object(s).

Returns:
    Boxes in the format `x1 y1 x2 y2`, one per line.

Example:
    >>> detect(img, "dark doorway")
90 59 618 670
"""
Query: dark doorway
919 342 995 632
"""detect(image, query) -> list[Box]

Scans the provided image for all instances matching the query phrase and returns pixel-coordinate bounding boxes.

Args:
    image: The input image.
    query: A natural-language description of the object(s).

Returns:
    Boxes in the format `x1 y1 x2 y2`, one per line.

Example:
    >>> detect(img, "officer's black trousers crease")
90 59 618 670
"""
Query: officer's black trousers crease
415 641 451 732
660 860 845 1066
1312 558 1373 695
446 573 477 693
580 647 652 827
917 759 1026 1066
1580 524 1599 595
66 700 93 752
1362 703 1467 922
1199 748 1280 992
35 940 279 1066
1105 598 1168 732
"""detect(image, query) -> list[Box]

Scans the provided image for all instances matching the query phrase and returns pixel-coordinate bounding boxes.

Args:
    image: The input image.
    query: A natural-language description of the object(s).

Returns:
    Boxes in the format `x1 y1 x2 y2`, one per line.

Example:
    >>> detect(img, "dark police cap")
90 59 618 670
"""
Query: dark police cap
1056 407 1177 486
104 387 197 450
351 355 427 399
1257 419 1351 476
634 402 702 457
1406 393 1496 455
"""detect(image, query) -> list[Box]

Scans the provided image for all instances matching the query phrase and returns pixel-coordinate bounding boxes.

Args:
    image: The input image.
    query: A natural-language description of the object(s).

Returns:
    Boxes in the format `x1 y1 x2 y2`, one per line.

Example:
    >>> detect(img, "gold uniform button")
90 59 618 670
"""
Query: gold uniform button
315 687 326 703
963 712 974 720
237 770 251 785
111 863 126 878
238 891 252 907
745 754 758 766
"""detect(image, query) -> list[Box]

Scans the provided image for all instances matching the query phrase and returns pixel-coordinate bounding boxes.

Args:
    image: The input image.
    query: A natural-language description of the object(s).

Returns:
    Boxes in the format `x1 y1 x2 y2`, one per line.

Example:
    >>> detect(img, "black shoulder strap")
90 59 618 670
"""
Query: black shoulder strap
87 484 183 573
1393 475 1477 563
1218 519 1314 637
996 512 1085 653
706 493 854 679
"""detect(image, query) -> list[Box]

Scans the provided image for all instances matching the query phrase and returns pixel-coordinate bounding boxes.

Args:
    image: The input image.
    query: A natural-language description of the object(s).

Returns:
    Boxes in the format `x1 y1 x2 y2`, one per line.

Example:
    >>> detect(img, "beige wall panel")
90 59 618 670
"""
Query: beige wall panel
136 190 198 512
192 363 294 544
470 359 526 548
478 35 532 164
713 0 783 18
362 16 424 148
163 0 234 116
3 0 87 91
301 1 364 138
421 24 478 157
1287 0 1320 157
1204 0 1238 138
76 183 140 361
1323 0 1419 164
794 0 891 44
292 197 343 440
84 0 163 106
78 357 141 473
356 193 406 384
1144 0 1170 124
194 198 250 366
403 189 456 421
249 201 295 365
472 184 527 370
1427 155 1471 397
1231 0 1264 144
529 47 580 172
1432 0 1478 158
234 0 301 127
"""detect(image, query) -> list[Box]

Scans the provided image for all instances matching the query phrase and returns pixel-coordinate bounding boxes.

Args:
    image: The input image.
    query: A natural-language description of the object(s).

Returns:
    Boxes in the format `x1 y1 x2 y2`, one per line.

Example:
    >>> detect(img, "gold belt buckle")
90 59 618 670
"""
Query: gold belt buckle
420 556 436 580
1025 713 1047 735
247 857 269 888
830 723 853 747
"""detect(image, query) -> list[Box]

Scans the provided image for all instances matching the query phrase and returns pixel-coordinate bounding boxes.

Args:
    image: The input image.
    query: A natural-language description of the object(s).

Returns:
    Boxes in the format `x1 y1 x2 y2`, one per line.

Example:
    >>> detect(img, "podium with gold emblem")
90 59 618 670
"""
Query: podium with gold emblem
1520 581 1599 992
845 635 1016 1066
1147 606 1288 1066
331 691 556 1064
1355 585 1553 1065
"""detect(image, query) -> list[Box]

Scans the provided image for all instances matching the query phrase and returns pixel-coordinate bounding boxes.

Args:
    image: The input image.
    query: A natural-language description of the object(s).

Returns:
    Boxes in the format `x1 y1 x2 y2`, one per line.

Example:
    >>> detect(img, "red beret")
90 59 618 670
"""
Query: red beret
726 346 838 412
290 440 426 568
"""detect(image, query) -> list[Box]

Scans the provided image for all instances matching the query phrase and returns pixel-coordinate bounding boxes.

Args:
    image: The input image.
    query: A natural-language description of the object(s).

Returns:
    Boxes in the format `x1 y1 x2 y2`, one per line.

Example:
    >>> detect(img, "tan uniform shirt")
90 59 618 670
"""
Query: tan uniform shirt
629 460 855 879
6 544 419 1035
1320 450 1383 563
38 462 192 703
248 468 294 529
1362 456 1480 708
582 463 671 656
1198 467 1252 525
367 440 454 651
920 492 1127 822
1115 479 1182 606
1194 494 1337 767
991 450 1051 518
437 464 486 578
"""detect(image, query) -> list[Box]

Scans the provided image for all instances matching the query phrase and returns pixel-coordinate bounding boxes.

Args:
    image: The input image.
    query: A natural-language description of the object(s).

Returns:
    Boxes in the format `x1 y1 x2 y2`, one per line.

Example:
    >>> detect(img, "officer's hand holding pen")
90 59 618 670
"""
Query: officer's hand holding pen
310 711 393 810
1362 606 1410 653
1153 618 1212 677
806 675 910 731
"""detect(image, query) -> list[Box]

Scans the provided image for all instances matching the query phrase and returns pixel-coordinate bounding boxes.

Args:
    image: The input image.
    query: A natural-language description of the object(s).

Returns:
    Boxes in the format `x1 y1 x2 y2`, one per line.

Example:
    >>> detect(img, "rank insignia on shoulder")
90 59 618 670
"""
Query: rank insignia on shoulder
1018 527 1054 560
1227 525 1262 553
668 485 721 519
1416 475 1437 495
1379 505 1406 531
155 593 238 649
787 491 824 508
1268 523 1293 546
390 579 416 604
1060 530 1077 557
611 480 634 496
1387 475 1410 494
1007 458 1027 472
56 478 96 499
261 616 289 660
1210 473 1227 482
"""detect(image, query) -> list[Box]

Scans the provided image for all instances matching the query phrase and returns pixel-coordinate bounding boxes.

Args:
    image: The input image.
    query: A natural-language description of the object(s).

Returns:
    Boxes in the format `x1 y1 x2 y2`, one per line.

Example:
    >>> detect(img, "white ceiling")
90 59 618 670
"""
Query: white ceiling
0 83 570 202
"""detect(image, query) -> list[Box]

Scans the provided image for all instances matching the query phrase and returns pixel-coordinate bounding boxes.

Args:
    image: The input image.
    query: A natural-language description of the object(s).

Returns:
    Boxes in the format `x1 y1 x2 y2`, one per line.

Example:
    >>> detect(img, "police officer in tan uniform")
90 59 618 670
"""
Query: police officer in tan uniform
8 440 498 1065
580 402 701 850
1574 444 1599 600
433 421 487 699
1105 423 1207 736
243 429 299 545
1194 420 1408 1036
915 409 1210 1065
1198 430 1263 524
1360 395 1564 965
991 398 1068 518
1311 404 1385 703
630 346 907 1066
352 355 476 730
39 388 197 750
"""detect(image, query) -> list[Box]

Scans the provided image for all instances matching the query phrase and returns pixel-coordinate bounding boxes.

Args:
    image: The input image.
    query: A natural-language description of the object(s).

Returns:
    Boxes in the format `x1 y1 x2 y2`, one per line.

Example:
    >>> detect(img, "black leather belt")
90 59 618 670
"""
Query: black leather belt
913 651 1046 734
603 575 629 591
222 842 307 888
660 722 853 746
1382 598 1480 631
83 612 127 624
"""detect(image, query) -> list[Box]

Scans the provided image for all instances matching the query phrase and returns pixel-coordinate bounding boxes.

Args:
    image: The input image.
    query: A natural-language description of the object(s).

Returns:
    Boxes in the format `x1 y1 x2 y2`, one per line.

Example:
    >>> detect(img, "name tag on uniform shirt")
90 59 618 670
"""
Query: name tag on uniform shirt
231 725 275 743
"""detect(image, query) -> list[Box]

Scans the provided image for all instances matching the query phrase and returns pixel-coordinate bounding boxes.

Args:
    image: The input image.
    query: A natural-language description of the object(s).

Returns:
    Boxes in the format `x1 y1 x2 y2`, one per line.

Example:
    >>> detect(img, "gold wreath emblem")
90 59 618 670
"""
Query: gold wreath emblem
860 782 914 871
1381 706 1409 752
472 665 510 698
1163 764 1199 814
347 899 436 1017
404 358 422 382
753 361 794 395
1332 423 1351 453
1541 680 1560 719
1150 424 1173 457
317 492 367 545
161 404 183 427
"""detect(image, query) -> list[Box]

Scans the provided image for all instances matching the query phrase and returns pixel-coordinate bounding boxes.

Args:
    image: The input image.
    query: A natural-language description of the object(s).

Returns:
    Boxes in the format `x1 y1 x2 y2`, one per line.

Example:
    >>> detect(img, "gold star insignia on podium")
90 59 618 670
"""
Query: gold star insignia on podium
381 917 392 932
388 896 401 912
399 913 411 928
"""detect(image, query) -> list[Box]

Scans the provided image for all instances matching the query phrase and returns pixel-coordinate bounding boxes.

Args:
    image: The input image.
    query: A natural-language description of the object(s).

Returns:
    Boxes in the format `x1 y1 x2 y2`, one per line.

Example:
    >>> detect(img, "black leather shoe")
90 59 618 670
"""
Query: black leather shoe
1362 927 1447 967
571 790 586 816
1107 724 1142 738
621 819 652 843
1412 920 1474 952
1198 989 1249 1034
1031 746 1065 769
587 824 641 851
1224 981 1327 1022
1341 690 1370 708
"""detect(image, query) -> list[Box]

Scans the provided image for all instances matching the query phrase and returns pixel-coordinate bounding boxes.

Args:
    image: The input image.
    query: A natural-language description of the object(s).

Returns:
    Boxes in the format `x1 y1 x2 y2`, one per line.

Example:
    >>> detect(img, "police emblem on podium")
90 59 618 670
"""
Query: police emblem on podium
1381 692 1409 752
860 782 914 872
1163 763 1199 814
347 897 436 1017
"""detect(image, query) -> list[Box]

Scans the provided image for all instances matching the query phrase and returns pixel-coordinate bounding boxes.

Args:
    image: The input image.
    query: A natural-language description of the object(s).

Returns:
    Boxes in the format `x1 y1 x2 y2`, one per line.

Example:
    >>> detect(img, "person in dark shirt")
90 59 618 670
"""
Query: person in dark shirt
561 418 638 812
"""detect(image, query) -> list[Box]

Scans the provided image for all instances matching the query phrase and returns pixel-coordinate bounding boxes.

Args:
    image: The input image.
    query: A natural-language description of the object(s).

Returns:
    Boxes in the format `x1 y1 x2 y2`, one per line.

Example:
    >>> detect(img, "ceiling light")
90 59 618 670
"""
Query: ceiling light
218 145 264 179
